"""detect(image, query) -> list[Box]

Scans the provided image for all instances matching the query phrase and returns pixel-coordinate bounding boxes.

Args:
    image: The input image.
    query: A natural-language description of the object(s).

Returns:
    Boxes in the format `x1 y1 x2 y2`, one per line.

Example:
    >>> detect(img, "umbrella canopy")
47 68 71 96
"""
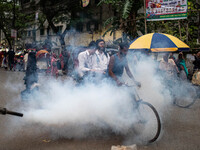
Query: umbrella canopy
129 33 190 52
36 50 50 58
15 51 24 56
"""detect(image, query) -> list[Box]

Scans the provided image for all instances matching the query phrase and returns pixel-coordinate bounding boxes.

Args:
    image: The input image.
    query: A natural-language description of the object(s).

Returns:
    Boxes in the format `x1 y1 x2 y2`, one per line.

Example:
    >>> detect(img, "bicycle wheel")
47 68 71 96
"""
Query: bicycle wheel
132 100 161 144
174 85 197 108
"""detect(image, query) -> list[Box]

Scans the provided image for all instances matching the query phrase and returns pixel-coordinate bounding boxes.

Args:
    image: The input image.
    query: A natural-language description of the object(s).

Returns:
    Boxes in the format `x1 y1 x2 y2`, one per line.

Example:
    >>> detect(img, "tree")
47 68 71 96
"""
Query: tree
99 0 199 49
0 0 34 49
36 0 85 47
146 0 199 49
98 0 143 41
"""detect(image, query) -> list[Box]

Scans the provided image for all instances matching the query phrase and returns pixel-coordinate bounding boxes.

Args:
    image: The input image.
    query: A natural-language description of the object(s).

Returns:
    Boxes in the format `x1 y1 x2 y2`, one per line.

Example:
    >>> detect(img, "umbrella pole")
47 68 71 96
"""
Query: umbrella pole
144 0 147 34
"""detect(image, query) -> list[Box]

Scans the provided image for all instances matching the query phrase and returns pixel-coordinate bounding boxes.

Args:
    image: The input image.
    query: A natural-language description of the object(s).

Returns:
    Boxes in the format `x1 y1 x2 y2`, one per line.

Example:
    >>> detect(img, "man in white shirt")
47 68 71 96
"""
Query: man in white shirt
23 51 29 71
94 39 110 74
78 41 97 77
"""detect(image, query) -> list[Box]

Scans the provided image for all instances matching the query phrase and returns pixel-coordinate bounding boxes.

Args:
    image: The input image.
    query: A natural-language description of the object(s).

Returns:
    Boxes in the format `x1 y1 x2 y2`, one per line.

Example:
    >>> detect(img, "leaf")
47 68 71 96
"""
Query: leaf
103 17 115 27
122 0 132 19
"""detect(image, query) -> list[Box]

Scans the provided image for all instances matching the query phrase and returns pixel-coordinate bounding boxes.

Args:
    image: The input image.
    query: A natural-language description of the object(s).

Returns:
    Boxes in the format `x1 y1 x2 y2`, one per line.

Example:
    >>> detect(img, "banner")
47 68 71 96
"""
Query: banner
82 0 90 7
146 0 188 21
35 12 39 20
11 29 17 38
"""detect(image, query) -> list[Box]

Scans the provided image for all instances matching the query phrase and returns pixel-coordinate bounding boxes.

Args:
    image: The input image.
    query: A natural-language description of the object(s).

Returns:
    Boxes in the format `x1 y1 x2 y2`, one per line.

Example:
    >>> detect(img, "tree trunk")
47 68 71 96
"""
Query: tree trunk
127 11 137 40
4 32 12 49
178 20 182 40
186 21 189 43
59 27 69 46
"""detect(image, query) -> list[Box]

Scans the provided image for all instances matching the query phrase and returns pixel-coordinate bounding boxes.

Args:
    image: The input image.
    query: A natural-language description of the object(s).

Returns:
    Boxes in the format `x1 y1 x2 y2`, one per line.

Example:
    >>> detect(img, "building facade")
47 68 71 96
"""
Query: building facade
20 0 123 51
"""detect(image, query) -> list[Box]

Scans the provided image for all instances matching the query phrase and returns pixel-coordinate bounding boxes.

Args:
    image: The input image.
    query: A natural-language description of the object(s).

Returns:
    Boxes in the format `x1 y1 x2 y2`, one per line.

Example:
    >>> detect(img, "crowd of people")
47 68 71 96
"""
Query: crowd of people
1 40 200 92
159 51 200 82
76 40 141 86
19 39 142 100
0 49 19 71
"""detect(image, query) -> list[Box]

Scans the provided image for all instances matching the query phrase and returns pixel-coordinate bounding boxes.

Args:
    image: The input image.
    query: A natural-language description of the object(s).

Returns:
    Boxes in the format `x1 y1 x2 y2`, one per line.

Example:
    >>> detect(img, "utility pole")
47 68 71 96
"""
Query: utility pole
12 0 16 51
34 12 38 43
144 0 147 34
197 0 200 44
178 20 182 40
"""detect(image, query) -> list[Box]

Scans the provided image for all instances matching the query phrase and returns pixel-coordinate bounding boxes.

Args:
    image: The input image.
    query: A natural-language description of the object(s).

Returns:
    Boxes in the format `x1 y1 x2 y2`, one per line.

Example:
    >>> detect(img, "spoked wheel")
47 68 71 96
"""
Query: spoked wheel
174 85 197 108
132 100 161 144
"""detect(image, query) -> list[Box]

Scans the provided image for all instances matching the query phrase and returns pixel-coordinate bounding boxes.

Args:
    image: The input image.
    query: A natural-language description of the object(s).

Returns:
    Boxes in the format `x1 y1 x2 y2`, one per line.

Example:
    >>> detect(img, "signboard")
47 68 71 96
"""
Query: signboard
82 0 89 7
146 0 188 21
11 29 17 38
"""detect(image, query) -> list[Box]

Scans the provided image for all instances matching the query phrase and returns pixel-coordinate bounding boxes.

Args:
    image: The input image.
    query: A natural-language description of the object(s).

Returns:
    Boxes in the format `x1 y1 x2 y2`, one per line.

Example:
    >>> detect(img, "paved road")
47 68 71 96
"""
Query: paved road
0 68 200 150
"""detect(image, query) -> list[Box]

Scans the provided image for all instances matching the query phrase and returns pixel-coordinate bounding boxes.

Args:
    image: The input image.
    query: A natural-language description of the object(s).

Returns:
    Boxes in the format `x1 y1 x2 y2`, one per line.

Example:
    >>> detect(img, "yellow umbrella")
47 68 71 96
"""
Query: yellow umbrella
129 33 190 52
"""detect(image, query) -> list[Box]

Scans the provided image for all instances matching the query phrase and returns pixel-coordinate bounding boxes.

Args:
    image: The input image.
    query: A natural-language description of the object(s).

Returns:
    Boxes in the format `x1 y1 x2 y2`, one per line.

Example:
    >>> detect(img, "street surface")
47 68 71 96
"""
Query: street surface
0 68 200 150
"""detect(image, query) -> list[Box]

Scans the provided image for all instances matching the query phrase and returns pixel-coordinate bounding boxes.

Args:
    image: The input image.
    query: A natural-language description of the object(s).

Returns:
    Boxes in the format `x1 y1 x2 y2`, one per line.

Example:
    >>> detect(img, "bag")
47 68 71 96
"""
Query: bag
192 70 200 85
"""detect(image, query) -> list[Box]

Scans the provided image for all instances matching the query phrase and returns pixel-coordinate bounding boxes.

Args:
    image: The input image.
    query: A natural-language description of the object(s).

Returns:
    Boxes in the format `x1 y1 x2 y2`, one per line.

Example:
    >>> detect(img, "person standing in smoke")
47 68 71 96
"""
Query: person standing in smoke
8 49 15 71
2 51 8 70
51 53 58 77
159 53 178 80
23 51 29 71
193 51 200 73
59 49 70 75
176 52 188 80
169 52 176 63
108 43 141 87
77 41 98 81
93 39 110 75
21 50 38 99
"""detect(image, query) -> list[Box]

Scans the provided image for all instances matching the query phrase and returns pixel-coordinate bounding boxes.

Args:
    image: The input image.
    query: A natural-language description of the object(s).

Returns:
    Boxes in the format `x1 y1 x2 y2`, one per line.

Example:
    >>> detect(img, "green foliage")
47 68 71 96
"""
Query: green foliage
100 0 199 49
99 0 143 40
103 17 115 27
0 0 34 48
147 0 199 49
122 0 132 19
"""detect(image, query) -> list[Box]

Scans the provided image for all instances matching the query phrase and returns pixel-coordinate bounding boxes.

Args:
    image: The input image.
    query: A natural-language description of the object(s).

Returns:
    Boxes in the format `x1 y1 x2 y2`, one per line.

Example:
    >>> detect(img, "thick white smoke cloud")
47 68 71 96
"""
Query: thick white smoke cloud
125 52 172 113
4 51 197 142
18 52 169 139
23 79 139 137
